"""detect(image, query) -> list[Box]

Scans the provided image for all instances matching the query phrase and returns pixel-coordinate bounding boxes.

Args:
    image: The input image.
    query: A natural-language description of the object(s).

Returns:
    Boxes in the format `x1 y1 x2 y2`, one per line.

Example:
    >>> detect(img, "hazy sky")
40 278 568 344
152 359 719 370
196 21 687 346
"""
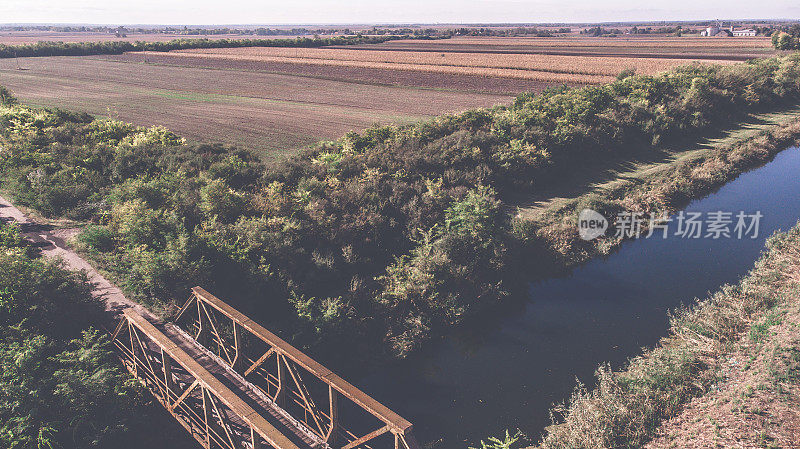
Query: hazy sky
2 0 799 25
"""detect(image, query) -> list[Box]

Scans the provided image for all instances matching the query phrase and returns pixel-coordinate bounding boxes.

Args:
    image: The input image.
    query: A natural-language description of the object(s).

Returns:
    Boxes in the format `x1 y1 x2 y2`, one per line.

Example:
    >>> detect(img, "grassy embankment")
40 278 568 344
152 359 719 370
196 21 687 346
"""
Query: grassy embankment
1 55 800 363
511 106 800 274
537 221 800 448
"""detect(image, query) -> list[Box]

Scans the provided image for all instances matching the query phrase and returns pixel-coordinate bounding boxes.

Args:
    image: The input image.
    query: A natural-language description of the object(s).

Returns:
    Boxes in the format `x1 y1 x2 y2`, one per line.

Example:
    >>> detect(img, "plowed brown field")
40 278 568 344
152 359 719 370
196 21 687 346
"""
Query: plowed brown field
164 46 736 84
0 35 759 160
0 55 512 159
336 35 777 60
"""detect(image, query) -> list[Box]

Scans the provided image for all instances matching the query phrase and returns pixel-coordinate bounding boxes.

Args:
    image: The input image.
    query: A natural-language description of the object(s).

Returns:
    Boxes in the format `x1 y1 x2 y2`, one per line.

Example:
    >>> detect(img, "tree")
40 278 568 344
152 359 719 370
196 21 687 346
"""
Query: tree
0 85 17 105
773 31 799 50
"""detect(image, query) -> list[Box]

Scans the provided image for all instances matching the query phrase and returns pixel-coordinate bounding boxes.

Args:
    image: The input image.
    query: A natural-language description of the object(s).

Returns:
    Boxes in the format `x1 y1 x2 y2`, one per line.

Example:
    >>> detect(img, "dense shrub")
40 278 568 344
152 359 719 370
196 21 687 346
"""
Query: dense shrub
2 54 800 358
77 224 116 251
0 85 16 105
0 221 150 449
772 29 800 50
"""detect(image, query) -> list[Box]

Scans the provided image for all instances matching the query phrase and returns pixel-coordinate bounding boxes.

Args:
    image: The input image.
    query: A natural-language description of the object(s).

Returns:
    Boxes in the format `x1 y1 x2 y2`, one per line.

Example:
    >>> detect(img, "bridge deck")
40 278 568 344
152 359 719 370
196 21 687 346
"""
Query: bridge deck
153 317 323 449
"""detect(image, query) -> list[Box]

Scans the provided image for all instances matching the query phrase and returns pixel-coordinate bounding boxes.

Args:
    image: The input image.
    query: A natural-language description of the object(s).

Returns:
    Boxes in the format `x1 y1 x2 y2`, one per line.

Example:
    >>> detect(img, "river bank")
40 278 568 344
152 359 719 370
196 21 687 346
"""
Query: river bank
538 218 800 448
511 109 800 273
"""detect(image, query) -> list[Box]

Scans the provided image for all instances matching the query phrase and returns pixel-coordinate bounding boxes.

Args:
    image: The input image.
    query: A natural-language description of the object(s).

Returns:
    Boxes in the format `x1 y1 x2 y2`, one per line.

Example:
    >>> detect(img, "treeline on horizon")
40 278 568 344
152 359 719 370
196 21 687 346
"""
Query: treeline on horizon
0 24 450 37
1 55 800 362
0 34 403 59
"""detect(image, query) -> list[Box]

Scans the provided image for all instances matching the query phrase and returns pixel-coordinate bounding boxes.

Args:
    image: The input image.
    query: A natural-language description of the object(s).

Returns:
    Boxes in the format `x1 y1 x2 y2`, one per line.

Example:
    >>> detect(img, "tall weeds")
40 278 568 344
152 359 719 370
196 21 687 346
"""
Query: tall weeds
540 224 800 448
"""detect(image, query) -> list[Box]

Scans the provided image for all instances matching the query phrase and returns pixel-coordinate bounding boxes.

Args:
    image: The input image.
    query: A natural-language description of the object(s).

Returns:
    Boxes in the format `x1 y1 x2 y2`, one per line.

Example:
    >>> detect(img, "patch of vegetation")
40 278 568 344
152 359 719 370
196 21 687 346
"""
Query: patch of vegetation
772 25 800 49
523 118 800 269
749 310 784 343
538 223 800 448
470 430 523 449
0 220 179 449
1 54 800 360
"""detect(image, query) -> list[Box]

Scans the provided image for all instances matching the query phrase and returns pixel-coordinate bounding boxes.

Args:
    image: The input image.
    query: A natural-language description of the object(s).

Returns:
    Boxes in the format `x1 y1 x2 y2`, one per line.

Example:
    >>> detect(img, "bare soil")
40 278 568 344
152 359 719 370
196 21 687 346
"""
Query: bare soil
0 56 510 159
105 52 563 95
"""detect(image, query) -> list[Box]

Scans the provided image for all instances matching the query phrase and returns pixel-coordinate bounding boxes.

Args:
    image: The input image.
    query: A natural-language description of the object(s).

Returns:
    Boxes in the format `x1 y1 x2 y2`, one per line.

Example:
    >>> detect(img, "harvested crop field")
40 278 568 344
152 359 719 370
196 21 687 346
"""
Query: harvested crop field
337 36 778 60
0 36 756 159
159 46 736 84
106 51 560 94
0 56 510 159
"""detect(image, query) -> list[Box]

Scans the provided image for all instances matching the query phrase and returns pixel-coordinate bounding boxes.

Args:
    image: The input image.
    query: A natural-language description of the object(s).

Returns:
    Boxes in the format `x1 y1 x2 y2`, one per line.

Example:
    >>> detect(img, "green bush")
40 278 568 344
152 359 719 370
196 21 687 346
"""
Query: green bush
78 225 116 252
0 85 17 106
772 31 799 50
2 54 800 357
0 221 150 449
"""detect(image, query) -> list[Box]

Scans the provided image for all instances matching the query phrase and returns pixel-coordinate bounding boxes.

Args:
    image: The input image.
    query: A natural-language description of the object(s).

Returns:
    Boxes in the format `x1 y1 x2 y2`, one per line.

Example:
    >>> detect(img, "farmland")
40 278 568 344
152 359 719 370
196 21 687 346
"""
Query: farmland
0 55 510 158
159 46 739 84
340 35 778 59
0 35 764 159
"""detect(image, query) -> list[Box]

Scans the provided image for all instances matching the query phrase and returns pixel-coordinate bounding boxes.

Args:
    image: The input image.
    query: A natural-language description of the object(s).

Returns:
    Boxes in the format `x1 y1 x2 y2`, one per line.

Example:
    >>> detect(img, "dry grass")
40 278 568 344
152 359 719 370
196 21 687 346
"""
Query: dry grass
171 47 736 82
540 221 800 449
349 36 778 60
645 300 800 449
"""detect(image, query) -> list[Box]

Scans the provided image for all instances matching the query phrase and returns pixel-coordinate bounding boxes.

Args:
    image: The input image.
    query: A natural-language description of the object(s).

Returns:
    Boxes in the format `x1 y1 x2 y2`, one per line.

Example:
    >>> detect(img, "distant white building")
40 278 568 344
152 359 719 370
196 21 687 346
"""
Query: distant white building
701 21 760 37
732 28 757 37
701 25 721 37
701 22 757 37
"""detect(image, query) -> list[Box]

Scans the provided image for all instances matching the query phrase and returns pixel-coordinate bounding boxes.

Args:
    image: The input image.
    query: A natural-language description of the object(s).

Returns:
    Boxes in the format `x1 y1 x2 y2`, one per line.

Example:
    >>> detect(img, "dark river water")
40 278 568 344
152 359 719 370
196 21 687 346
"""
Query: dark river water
352 146 800 448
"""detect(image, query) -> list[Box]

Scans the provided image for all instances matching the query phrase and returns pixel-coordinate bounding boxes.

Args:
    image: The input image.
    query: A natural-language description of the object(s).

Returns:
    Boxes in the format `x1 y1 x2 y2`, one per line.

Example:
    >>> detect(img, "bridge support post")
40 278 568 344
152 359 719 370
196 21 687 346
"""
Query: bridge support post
233 322 242 369
162 348 174 403
251 426 262 449
128 323 138 377
328 386 339 446
202 387 211 449
276 354 287 408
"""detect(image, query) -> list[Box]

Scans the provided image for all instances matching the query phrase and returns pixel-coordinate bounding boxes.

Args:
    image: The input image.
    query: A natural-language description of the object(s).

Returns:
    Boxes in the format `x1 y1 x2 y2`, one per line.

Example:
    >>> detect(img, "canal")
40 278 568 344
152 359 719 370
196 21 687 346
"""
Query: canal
355 146 800 448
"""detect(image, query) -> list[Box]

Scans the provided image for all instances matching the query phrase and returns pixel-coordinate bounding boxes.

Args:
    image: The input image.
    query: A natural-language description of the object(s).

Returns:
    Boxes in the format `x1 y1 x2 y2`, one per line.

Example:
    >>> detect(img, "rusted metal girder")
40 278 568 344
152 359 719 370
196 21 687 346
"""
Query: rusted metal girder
112 308 301 449
175 287 422 449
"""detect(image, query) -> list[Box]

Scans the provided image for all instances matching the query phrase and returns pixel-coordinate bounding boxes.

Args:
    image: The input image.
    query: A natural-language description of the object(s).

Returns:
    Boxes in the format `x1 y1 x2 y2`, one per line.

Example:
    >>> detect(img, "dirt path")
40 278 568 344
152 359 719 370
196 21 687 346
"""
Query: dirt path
510 106 800 222
0 194 157 322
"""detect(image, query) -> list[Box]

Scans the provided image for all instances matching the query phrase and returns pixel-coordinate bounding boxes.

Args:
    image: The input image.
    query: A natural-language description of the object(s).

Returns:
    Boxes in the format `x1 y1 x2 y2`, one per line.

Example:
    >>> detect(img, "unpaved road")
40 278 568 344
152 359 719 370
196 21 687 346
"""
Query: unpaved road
0 194 158 322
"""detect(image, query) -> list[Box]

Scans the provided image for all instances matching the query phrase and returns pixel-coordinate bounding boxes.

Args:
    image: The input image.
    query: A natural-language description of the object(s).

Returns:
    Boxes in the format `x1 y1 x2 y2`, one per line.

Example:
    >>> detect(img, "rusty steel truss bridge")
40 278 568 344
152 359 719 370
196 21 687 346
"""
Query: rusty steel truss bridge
111 287 421 449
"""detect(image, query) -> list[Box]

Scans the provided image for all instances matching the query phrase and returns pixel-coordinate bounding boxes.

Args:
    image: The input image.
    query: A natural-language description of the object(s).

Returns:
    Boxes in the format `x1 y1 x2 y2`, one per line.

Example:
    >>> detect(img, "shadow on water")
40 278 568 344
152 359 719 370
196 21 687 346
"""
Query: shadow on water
353 146 800 449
